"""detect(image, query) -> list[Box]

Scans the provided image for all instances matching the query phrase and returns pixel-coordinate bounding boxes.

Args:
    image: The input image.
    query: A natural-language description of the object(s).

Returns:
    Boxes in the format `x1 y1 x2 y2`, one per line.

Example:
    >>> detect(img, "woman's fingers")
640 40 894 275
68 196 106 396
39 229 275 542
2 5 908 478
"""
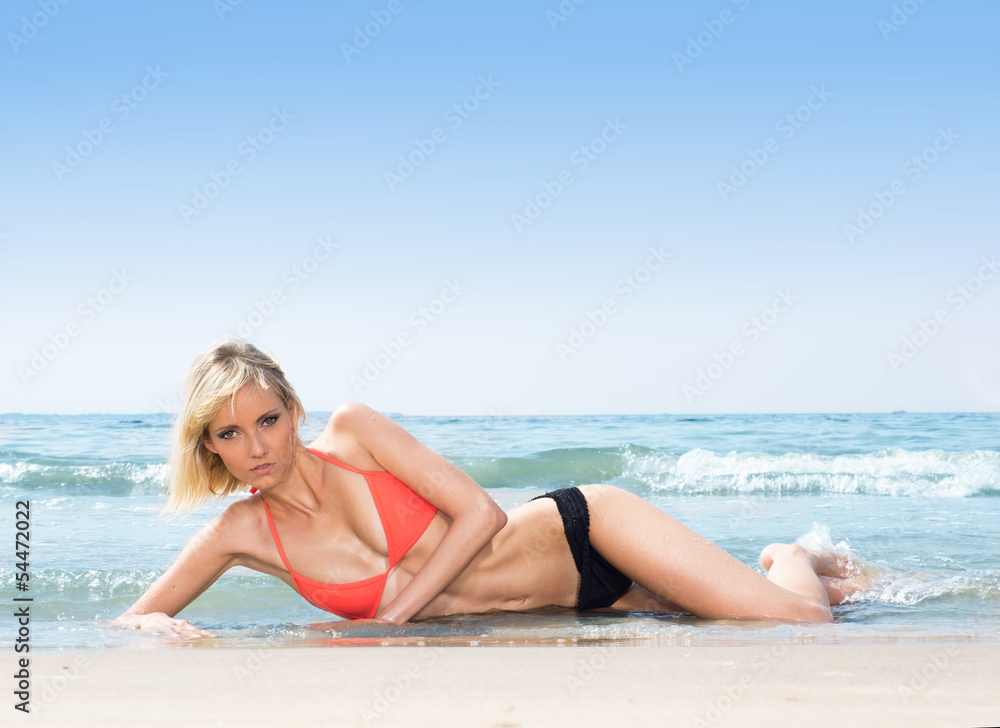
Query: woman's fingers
121 612 212 637
171 618 213 637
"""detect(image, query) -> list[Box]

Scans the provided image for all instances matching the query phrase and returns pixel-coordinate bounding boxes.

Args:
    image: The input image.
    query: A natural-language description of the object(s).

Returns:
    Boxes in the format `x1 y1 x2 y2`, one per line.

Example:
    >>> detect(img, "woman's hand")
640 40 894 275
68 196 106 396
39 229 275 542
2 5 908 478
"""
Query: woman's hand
112 611 212 637
110 502 249 637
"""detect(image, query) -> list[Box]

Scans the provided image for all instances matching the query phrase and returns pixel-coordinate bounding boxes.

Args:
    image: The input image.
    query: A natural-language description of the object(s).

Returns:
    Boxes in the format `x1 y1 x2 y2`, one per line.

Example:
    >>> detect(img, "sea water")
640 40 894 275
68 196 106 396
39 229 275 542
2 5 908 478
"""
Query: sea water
2 412 998 650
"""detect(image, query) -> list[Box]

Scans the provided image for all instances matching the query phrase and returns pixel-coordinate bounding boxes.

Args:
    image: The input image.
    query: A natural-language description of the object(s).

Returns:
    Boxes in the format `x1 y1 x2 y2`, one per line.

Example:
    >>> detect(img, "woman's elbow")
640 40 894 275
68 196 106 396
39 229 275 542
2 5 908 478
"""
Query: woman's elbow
490 504 508 533
473 496 507 536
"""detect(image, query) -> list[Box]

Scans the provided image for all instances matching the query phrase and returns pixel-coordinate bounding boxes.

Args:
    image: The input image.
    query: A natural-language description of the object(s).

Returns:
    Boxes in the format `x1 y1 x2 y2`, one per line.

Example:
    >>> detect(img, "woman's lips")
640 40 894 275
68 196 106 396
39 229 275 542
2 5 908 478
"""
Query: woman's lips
250 463 275 475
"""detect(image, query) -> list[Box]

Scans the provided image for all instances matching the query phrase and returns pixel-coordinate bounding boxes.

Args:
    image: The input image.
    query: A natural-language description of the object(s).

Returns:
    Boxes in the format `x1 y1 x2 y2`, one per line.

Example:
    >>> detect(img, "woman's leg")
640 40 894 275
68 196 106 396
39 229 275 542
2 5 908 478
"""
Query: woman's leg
581 484 834 622
761 544 869 606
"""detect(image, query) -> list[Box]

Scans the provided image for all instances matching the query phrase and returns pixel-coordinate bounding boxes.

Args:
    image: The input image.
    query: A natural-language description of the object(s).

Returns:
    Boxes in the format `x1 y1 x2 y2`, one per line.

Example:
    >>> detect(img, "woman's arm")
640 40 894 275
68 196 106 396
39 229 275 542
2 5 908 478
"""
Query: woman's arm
331 402 508 624
111 505 245 634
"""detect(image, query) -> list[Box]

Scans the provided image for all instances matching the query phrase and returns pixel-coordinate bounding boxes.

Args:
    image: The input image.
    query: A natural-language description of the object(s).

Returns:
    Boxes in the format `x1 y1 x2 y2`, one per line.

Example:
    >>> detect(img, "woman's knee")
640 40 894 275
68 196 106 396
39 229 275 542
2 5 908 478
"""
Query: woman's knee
760 542 806 570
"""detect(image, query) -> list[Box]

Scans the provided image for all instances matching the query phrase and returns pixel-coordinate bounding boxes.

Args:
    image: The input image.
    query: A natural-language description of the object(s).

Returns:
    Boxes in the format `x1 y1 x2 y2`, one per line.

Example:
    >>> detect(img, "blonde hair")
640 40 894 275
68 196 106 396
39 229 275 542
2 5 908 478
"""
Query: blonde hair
164 340 305 516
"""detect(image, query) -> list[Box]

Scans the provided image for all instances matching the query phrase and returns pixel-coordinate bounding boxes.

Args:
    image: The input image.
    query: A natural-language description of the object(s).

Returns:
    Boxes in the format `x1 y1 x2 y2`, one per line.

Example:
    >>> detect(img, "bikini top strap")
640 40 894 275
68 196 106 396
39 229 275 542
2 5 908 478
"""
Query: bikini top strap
305 446 366 473
257 493 296 577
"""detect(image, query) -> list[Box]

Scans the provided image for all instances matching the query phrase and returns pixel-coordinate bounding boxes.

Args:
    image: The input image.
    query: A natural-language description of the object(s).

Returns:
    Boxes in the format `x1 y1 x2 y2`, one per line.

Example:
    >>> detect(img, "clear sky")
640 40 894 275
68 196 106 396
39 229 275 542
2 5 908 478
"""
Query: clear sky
1 1 998 415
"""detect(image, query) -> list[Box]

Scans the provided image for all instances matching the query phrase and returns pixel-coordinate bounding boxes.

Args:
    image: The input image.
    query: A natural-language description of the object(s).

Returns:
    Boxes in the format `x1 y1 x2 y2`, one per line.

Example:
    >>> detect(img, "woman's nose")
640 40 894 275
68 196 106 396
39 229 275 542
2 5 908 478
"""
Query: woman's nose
248 433 268 457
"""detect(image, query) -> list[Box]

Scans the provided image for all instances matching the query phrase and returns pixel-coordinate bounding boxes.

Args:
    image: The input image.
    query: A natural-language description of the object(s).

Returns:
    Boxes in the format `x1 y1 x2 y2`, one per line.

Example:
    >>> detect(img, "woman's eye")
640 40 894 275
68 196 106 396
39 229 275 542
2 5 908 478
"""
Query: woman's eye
263 415 278 426
220 430 236 440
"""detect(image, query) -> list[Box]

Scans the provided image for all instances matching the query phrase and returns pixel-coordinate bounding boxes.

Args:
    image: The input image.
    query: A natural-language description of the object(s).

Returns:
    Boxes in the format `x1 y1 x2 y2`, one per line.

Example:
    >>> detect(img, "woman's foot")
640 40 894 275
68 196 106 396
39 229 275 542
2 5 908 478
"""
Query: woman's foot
759 542 851 579
819 573 873 605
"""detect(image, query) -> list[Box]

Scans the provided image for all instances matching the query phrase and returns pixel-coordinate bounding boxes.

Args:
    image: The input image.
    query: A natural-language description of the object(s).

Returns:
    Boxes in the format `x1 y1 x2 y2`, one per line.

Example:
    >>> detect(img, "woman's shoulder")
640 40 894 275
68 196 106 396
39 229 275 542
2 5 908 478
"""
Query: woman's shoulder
308 401 385 471
209 493 265 541
200 494 272 564
326 401 379 432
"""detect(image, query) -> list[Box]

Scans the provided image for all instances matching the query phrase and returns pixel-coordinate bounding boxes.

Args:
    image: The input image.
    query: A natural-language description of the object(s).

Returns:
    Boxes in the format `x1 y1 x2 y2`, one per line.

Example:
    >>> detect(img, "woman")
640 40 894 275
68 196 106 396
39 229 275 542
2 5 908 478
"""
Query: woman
113 340 860 635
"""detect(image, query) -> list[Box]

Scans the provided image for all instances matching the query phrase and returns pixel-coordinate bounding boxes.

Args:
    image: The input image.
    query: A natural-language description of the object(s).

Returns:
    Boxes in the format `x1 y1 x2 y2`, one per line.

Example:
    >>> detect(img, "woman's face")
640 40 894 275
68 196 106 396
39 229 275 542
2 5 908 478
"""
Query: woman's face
202 384 297 487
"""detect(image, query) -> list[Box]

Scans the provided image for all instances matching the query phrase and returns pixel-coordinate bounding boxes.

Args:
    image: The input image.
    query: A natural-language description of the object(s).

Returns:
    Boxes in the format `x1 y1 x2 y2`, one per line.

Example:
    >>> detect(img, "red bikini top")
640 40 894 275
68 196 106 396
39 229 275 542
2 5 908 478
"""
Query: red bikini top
253 447 437 619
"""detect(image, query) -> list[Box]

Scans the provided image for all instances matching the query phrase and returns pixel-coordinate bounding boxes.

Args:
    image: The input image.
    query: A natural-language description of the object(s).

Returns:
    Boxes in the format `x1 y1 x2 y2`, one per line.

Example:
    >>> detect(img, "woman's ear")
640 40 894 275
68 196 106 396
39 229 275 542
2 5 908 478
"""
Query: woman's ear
201 434 218 454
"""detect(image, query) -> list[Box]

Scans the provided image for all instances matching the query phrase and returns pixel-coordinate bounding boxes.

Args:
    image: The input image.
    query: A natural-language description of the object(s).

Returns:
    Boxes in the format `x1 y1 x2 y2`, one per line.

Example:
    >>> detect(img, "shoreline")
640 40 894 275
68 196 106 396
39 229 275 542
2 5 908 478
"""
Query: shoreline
26 644 999 727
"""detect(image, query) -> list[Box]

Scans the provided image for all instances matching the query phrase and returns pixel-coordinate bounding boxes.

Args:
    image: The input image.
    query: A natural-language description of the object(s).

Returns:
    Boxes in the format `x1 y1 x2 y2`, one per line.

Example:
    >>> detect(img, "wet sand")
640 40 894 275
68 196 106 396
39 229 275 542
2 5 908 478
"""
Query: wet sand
26 644 998 727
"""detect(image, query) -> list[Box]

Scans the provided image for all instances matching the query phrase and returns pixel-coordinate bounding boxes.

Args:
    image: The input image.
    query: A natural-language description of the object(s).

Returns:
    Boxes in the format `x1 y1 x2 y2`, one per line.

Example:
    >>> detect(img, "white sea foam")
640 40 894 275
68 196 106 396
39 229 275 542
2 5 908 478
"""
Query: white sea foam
622 447 999 497
0 461 39 483
0 460 170 494
850 570 1000 607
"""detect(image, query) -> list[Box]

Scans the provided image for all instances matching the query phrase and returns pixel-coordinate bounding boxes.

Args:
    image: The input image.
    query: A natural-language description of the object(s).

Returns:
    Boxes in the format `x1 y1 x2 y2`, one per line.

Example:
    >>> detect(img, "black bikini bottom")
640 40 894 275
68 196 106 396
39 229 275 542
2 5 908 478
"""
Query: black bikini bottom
531 487 633 610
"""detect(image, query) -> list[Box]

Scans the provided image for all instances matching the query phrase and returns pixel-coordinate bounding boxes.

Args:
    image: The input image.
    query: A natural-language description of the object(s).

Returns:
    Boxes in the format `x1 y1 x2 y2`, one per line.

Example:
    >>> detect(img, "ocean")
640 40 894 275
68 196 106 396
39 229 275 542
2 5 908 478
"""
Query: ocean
2 411 998 650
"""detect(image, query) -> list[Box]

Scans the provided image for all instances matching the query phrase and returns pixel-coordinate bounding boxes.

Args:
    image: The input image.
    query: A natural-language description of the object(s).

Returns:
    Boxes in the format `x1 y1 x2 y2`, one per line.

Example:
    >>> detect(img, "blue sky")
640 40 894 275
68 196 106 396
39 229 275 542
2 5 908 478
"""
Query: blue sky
2 0 998 415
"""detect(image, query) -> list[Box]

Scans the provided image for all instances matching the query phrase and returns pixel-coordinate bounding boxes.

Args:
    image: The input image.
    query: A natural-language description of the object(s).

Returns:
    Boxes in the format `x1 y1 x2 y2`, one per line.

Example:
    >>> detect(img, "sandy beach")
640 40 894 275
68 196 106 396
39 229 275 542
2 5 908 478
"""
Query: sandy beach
24 644 998 727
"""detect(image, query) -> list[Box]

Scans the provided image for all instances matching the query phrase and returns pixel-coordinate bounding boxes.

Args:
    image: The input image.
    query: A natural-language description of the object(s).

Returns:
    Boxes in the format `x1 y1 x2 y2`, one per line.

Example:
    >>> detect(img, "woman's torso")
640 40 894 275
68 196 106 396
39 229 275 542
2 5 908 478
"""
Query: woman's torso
233 436 580 619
